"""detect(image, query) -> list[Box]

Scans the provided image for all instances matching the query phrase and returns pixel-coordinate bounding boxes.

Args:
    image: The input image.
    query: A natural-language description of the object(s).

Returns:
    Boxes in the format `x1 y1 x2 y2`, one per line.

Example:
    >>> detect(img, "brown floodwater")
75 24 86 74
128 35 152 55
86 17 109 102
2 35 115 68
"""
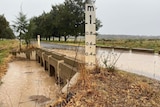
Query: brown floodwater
97 48 160 80
0 60 58 107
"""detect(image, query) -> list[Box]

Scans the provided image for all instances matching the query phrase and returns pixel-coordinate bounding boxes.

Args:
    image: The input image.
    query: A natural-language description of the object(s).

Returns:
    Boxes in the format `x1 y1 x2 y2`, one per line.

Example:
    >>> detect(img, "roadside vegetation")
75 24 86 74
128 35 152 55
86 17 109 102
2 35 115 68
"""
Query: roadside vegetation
42 38 160 53
97 39 160 52
0 15 15 39
47 49 160 107
0 40 18 78
61 68 160 107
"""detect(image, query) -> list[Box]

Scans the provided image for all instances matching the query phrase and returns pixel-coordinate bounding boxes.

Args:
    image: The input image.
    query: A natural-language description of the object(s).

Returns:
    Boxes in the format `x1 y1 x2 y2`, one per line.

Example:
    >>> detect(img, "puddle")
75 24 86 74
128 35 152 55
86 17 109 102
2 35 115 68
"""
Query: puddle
0 60 58 107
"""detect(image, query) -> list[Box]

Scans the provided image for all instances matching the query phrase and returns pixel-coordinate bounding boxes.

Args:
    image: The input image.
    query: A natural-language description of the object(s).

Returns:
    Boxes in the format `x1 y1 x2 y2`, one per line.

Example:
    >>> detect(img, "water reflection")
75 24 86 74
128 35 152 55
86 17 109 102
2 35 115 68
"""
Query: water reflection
0 61 58 107
97 48 160 80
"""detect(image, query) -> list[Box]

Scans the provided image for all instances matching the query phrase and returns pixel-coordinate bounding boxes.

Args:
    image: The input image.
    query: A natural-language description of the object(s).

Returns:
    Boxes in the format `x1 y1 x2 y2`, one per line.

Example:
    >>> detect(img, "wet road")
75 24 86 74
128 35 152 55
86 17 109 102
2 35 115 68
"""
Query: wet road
41 42 84 51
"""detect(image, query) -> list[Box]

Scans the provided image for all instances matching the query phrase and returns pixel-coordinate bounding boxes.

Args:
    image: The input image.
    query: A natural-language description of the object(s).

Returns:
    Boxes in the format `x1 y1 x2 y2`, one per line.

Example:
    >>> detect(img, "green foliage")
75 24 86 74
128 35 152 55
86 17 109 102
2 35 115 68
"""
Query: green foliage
0 40 18 64
0 50 7 64
13 11 29 47
97 39 160 52
25 20 36 46
0 15 15 39
29 0 102 42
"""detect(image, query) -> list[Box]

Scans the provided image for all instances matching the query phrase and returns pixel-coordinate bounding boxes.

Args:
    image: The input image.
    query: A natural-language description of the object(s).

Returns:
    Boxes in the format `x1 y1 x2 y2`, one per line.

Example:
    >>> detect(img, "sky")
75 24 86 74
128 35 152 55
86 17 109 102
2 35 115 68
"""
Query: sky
0 0 160 36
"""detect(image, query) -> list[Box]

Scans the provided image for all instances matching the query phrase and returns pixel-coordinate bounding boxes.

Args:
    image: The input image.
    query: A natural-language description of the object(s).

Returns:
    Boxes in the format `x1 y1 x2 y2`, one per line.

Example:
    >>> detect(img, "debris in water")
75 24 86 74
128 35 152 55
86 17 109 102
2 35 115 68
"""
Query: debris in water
29 95 51 103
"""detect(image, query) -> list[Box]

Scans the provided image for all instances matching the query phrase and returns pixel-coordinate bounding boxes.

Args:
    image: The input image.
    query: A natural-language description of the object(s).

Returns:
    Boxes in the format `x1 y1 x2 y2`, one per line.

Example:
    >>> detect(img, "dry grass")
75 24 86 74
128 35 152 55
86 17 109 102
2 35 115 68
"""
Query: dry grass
47 66 160 107
46 49 160 107
62 68 160 107
48 67 160 107
0 40 19 78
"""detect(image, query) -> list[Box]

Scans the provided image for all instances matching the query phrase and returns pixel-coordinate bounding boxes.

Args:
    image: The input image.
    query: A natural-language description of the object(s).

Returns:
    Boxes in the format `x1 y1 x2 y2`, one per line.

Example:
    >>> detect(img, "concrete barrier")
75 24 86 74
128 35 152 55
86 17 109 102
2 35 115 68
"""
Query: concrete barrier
11 48 84 86
11 49 36 60
96 46 113 49
132 48 154 54
59 62 78 85
48 56 64 79
36 49 45 66
114 47 130 51
63 56 84 67
35 48 84 86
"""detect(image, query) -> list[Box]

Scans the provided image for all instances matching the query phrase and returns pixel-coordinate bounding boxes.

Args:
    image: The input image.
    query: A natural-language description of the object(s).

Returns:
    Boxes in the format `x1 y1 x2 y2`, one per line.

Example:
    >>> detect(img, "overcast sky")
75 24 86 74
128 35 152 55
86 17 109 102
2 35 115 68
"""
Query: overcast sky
0 0 160 36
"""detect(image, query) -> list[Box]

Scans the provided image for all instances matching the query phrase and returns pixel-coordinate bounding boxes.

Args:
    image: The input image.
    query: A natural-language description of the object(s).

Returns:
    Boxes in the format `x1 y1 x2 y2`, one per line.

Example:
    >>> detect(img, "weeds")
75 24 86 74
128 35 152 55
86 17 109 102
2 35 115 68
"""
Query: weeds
100 50 122 72
0 40 18 78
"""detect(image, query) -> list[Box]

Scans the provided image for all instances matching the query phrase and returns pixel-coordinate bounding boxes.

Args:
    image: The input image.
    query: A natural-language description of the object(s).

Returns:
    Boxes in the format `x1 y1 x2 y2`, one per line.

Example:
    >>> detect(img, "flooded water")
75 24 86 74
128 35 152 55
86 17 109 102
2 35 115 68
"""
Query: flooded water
0 60 58 107
97 48 160 80
41 41 160 80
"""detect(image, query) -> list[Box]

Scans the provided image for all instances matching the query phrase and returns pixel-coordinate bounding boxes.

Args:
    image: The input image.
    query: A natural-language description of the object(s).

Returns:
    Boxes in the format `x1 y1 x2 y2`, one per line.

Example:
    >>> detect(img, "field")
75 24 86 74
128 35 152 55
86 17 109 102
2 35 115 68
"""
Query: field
44 38 160 52
97 39 160 52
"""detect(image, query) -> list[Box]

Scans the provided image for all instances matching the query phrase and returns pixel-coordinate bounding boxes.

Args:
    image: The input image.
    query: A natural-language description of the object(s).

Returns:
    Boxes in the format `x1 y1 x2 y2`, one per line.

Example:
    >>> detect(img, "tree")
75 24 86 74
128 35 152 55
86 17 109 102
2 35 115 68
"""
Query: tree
0 15 15 39
29 0 102 42
59 0 85 41
25 20 36 47
13 11 29 49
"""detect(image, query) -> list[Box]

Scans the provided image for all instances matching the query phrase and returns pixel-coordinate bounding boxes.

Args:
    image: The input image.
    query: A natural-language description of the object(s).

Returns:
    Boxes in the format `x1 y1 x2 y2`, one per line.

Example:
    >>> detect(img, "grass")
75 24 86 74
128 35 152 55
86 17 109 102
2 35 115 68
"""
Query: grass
0 40 19 78
46 49 160 107
0 40 18 64
43 39 160 52
97 39 160 52
49 67 160 107
42 40 85 46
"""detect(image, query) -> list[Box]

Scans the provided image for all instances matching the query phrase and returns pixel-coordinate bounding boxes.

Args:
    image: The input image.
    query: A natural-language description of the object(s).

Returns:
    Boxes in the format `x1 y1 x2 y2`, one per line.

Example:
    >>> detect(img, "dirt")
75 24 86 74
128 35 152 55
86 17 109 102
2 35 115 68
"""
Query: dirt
48 69 160 107
47 49 160 107
0 55 14 78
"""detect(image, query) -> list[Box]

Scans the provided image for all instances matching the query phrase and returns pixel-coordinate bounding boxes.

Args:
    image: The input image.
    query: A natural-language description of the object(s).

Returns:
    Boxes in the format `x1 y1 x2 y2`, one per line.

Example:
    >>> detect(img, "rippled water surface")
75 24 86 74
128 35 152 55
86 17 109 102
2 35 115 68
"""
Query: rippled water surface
0 61 57 107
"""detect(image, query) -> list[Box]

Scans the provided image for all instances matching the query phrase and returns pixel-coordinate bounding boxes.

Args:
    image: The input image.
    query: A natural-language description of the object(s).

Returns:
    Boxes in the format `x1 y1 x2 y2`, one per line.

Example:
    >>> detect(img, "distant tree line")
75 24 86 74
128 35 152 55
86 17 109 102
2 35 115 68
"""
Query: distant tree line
12 0 102 47
0 15 15 39
29 0 102 42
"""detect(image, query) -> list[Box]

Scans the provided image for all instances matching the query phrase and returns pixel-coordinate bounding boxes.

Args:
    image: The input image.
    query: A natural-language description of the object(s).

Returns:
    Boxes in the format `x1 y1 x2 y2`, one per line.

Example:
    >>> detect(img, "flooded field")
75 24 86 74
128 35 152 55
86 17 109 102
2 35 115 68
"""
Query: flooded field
51 47 160 81
97 48 160 80
0 60 58 107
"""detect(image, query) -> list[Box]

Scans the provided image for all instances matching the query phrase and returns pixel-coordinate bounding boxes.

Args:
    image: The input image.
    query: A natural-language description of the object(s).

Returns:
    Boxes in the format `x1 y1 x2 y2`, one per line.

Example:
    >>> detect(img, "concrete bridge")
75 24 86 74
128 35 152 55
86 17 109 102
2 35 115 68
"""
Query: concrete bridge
12 48 84 86
36 48 84 85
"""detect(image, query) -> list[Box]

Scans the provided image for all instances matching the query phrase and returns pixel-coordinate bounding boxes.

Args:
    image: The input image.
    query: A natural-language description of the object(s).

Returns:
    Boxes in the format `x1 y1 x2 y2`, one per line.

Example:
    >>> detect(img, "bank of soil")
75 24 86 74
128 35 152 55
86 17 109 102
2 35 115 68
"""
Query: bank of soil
48 49 160 107
0 40 18 79
0 55 14 78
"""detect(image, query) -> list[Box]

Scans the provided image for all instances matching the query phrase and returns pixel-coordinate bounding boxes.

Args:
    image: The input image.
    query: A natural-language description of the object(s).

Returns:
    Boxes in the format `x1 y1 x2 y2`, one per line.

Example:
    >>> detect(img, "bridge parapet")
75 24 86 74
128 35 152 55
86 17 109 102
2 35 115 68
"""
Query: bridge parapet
63 56 84 67
36 48 84 86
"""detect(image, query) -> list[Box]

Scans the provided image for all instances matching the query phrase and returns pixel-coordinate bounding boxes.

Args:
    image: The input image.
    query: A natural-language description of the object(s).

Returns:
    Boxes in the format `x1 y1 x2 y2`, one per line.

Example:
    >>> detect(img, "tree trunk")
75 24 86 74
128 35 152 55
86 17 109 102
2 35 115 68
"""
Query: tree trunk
58 36 61 41
74 36 78 43
49 36 51 41
52 36 54 41
64 36 67 42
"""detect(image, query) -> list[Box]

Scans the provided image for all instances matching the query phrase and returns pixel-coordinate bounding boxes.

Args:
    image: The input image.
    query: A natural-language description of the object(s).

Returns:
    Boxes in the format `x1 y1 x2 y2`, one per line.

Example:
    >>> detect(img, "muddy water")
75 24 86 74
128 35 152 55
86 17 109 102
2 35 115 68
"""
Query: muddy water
0 60 58 107
51 47 160 81
97 48 160 80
